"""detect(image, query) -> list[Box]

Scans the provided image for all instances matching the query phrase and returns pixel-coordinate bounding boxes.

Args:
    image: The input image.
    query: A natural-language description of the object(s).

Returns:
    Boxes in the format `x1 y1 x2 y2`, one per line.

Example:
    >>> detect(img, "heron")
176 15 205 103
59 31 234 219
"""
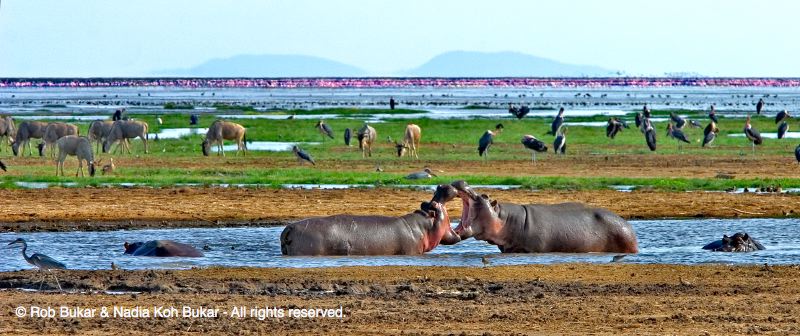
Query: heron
343 128 352 146
478 124 504 160
292 145 315 165
315 120 334 141
778 121 789 139
7 238 66 291
553 127 567 155
795 144 800 164
0 159 6 171
702 121 719 147
606 117 624 139
744 114 763 153
547 108 565 135
669 112 687 129
644 119 657 151
405 167 437 180
709 104 719 123
775 109 791 124
521 135 547 162
756 98 765 115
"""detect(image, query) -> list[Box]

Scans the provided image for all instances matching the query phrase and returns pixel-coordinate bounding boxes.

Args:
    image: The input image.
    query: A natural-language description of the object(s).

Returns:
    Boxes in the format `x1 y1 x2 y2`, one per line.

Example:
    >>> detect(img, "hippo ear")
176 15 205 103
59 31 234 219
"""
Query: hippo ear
742 233 749 240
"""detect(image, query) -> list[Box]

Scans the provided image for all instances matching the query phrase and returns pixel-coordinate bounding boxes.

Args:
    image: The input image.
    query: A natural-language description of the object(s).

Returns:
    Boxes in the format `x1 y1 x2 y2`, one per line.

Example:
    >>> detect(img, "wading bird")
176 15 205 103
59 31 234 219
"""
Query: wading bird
478 124 504 160
669 112 687 129
7 238 66 291
548 108 565 135
635 112 643 129
666 123 690 150
405 167 437 180
775 109 791 124
778 121 789 139
756 98 765 115
521 135 548 162
744 114 763 153
315 120 334 141
292 145 315 165
606 117 624 139
709 104 719 123
644 119 657 151
643 104 651 118
702 122 719 147
553 127 567 155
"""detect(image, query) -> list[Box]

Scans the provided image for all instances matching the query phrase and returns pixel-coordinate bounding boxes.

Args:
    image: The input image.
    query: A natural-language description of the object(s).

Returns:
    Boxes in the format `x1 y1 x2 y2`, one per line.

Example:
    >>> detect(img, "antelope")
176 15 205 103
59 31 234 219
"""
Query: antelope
12 121 49 156
357 124 376 158
89 120 128 153
55 135 95 177
40 122 79 158
201 120 247 156
0 116 16 151
395 124 421 159
103 120 149 154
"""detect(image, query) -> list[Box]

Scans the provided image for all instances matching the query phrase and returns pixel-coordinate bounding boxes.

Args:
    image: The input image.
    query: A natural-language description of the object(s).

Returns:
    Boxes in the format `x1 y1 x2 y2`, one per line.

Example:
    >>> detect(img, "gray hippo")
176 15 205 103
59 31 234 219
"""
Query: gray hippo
280 200 460 256
702 232 765 252
448 180 638 253
123 240 204 257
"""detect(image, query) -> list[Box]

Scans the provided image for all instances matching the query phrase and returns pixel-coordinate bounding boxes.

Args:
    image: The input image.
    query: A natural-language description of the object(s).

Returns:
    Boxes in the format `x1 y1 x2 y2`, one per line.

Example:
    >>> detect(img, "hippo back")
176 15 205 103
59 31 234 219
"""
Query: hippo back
126 240 204 257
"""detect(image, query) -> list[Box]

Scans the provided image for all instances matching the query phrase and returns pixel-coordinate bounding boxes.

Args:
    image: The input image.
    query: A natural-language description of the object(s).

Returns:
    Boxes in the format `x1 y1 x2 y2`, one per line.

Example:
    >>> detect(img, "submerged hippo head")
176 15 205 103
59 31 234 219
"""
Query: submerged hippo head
450 180 502 241
703 232 765 252
123 241 144 254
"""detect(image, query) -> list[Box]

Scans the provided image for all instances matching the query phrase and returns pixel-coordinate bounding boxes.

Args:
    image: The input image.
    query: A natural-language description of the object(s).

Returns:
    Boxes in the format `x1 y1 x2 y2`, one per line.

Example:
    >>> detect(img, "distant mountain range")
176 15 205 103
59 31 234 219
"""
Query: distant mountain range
156 51 618 77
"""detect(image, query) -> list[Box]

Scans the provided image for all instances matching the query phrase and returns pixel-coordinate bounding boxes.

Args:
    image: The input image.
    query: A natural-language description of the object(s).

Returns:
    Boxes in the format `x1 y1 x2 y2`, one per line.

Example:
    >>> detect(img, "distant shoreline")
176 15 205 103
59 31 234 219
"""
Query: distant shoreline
3 77 800 88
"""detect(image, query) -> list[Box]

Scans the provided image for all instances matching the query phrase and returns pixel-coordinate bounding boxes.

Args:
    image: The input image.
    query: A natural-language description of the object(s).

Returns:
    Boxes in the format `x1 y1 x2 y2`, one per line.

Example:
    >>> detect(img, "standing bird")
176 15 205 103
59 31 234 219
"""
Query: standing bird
756 98 765 115
292 145 315 165
156 116 163 126
744 114 763 153
709 104 719 123
688 120 702 128
343 128 352 146
702 122 719 147
635 112 643 129
644 119 657 151
189 114 199 125
553 127 567 155
642 104 651 118
778 121 789 139
548 107 565 135
0 159 6 172
521 135 548 162
775 109 791 124
507 103 519 117
405 167 437 180
666 123 691 147
795 144 800 164
669 112 687 129
478 124 504 160
509 105 530 120
7 238 67 291
315 120 334 141
606 117 624 139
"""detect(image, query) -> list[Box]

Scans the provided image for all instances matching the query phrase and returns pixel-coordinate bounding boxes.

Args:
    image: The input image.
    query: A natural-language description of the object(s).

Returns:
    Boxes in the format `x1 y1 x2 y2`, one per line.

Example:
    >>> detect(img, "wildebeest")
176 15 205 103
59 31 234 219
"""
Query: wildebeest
396 124 421 159
40 122 79 158
0 116 16 151
357 124 377 158
201 120 247 156
55 135 95 177
103 120 149 154
88 120 120 153
12 121 49 156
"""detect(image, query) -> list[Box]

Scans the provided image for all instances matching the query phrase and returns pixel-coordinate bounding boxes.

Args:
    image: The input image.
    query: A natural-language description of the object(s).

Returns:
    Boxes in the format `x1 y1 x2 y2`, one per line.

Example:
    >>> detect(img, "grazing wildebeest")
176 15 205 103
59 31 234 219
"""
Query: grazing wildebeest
55 135 95 177
40 122 79 158
201 120 247 156
103 120 149 154
0 116 16 151
12 121 49 156
88 120 121 153
396 124 421 159
357 124 377 158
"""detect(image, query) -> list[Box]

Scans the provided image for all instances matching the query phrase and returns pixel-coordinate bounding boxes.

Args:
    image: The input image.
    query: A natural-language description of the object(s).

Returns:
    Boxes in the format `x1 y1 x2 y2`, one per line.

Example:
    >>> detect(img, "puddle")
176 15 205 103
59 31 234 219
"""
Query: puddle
212 141 321 152
149 128 207 139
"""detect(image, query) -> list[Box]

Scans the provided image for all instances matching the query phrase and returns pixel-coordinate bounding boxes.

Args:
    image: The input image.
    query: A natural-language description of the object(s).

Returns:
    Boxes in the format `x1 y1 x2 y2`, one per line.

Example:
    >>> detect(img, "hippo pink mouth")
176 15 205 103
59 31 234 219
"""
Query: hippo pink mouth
453 192 472 234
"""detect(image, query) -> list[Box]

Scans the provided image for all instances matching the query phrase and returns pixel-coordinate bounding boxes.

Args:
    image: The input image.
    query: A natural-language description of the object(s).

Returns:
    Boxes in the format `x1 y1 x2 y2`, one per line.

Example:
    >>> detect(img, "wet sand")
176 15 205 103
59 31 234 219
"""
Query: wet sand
1 264 798 335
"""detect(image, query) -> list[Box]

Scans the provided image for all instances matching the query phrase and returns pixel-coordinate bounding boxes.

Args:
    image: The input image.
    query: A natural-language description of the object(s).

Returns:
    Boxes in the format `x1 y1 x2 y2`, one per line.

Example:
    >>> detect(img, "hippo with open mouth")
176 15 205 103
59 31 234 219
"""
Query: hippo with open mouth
702 232 765 252
280 195 461 255
448 180 638 253
123 240 204 257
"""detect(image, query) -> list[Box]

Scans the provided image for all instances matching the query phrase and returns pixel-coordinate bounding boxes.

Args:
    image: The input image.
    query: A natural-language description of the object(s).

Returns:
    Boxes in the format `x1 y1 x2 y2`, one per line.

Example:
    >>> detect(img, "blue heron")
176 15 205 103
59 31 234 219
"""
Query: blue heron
315 120 334 141
7 238 66 291
709 104 719 123
547 108 565 135
405 168 437 180
553 127 567 155
778 121 789 139
756 98 765 115
702 122 719 147
292 145 315 165
478 124 504 160
744 114 763 153
775 110 791 124
521 135 547 162
644 119 657 151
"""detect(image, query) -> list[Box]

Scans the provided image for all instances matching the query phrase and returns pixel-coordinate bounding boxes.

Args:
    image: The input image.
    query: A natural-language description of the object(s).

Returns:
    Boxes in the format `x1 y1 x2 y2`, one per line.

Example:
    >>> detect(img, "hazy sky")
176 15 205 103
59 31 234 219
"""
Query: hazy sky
1 0 799 77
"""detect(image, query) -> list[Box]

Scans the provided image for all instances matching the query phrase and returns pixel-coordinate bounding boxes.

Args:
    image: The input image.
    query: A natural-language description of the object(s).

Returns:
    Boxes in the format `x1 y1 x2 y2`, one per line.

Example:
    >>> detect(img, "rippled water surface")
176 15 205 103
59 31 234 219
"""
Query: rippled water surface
1 218 798 271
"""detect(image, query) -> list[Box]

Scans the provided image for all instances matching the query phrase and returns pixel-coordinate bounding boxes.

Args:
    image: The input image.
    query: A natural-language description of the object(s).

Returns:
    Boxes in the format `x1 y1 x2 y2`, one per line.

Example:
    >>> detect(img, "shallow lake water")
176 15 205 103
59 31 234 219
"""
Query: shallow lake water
1 218 797 271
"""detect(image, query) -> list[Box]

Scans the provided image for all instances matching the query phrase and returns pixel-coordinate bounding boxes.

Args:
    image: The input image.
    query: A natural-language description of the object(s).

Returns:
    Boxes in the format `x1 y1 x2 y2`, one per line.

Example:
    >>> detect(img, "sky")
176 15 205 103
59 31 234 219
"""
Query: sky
1 0 800 77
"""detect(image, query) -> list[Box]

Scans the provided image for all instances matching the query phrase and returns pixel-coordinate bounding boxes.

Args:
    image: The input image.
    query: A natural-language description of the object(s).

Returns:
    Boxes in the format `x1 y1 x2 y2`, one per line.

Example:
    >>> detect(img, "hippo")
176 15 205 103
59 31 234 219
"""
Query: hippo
702 232 765 252
449 180 638 253
123 240 204 257
280 200 461 256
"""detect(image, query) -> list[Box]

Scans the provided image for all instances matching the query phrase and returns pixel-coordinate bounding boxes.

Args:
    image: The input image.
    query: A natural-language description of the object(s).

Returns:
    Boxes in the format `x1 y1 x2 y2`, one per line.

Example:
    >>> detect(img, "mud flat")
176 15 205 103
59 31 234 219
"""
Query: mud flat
0 264 797 335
